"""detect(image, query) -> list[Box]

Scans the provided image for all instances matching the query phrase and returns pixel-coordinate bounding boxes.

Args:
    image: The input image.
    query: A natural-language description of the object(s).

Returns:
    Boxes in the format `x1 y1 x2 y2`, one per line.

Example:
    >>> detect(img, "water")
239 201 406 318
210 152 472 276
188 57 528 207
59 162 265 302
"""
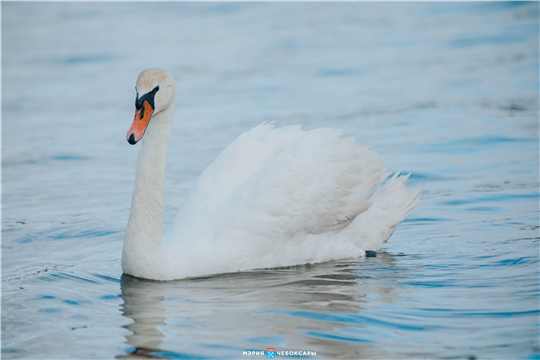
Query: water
2 2 539 359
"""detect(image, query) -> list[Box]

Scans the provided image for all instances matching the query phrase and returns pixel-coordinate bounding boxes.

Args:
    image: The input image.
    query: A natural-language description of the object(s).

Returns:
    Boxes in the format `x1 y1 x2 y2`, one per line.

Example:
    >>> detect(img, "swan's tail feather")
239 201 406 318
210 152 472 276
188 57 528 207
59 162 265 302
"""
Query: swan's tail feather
343 172 420 251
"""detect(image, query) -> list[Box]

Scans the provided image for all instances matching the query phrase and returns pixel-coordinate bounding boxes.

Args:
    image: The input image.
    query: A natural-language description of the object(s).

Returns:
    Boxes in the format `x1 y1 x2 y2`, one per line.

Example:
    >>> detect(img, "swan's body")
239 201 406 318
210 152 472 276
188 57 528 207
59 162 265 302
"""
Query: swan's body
122 69 419 281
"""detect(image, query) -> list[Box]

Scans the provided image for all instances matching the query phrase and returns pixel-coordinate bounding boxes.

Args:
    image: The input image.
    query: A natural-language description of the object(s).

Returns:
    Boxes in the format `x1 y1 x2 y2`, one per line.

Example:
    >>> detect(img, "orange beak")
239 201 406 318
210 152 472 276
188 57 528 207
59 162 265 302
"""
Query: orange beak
126 101 154 145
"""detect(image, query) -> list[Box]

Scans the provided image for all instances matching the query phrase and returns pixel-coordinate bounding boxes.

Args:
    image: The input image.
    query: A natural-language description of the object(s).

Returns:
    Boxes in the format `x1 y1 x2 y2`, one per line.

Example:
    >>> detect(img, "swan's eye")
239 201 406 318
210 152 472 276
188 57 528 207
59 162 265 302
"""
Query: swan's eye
153 86 159 93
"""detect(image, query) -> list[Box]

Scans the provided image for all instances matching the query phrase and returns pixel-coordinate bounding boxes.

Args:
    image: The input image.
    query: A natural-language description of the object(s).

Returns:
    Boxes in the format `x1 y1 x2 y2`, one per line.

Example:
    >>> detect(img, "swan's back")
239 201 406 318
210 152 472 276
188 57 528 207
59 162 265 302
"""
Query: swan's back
164 123 418 272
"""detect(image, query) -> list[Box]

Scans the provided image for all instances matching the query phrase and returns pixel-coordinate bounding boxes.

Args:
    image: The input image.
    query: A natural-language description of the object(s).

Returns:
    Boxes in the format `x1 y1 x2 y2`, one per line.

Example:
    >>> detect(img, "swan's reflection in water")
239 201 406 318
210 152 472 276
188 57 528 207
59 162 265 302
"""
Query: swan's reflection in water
118 255 402 359
119 277 168 358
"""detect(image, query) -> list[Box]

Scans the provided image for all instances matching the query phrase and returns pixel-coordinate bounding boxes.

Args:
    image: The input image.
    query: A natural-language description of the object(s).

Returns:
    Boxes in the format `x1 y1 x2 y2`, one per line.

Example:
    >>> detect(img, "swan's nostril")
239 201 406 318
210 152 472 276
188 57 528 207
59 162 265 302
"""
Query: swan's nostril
128 133 137 145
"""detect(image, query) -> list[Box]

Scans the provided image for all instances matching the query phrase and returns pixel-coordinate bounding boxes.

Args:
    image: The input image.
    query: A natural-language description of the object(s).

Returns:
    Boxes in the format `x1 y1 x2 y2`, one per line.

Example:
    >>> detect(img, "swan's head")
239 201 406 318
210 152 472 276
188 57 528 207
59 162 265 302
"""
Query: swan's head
126 68 177 145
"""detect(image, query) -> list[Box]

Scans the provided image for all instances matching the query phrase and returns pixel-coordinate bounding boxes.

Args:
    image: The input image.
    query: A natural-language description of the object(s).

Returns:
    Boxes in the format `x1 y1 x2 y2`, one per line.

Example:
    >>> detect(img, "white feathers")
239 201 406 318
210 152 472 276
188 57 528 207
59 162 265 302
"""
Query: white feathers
122 70 419 281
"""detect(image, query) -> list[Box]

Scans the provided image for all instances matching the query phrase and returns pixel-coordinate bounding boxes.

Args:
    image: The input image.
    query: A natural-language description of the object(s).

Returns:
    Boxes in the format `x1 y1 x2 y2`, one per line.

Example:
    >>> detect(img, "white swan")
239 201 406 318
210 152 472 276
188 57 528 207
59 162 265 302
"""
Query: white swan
122 68 419 281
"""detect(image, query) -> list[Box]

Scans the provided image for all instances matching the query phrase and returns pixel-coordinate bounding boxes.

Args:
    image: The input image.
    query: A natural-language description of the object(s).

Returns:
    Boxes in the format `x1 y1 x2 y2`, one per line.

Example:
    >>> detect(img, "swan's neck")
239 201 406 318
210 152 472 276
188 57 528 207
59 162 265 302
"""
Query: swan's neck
122 104 175 278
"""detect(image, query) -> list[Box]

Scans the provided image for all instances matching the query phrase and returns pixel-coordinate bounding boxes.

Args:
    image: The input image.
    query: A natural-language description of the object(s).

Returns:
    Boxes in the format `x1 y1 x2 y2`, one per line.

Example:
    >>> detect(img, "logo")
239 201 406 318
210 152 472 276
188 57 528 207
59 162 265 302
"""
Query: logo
242 348 316 357
265 348 275 358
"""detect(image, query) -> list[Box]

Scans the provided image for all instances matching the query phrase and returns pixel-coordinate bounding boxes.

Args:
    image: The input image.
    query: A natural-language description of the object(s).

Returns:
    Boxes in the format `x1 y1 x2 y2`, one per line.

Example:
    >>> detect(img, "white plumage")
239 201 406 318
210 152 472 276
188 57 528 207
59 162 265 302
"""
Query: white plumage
122 69 419 281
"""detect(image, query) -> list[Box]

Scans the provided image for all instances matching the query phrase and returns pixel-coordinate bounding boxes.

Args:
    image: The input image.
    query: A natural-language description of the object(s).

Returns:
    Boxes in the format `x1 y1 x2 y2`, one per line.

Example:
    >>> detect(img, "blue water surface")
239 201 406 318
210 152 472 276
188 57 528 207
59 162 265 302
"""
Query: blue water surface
2 2 539 359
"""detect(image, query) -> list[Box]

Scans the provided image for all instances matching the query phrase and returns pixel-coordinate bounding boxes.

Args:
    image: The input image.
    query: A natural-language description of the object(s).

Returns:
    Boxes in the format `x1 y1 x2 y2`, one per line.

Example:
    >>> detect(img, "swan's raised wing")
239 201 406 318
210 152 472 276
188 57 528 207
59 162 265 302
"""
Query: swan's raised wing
166 124 387 247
